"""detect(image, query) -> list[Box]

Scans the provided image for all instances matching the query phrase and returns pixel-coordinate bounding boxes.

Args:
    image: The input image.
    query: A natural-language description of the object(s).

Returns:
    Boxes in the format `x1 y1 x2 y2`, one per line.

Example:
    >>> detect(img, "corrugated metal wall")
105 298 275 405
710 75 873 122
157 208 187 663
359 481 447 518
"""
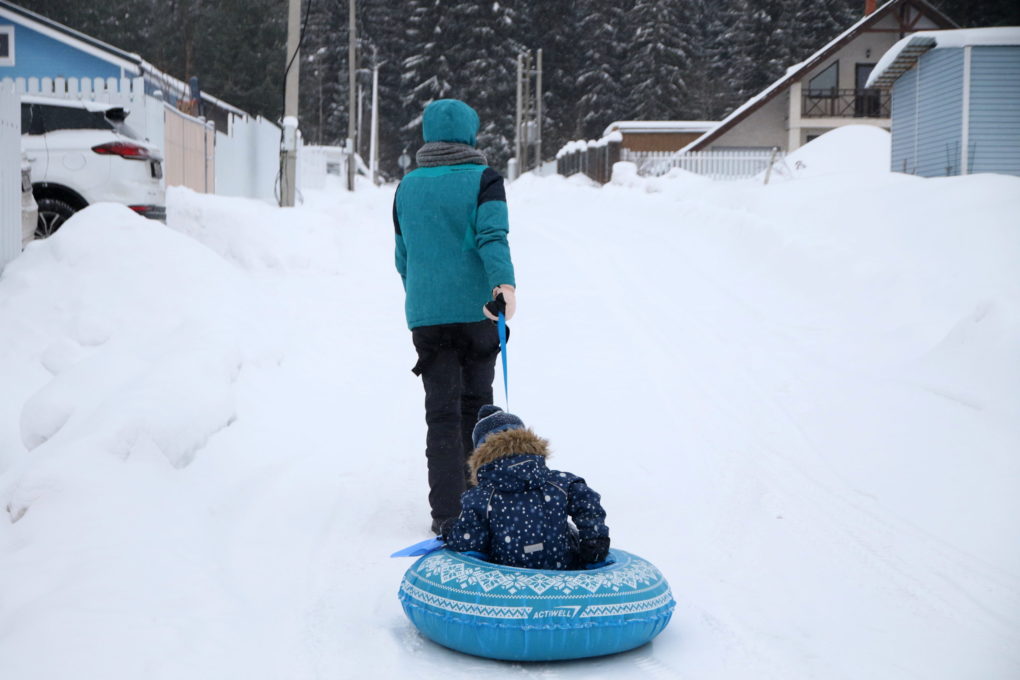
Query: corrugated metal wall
890 44 1020 178
890 68 918 174
969 46 1020 176
914 49 964 177
890 50 964 177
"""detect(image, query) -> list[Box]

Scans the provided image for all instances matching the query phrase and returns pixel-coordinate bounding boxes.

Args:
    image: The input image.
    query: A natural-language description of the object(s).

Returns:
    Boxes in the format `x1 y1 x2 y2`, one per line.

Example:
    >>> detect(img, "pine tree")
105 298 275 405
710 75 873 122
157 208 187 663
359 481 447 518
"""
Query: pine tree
401 0 456 139
574 0 633 139
358 0 414 178
297 0 351 147
930 0 1020 27
787 0 859 64
197 0 286 122
623 0 695 121
516 1 581 162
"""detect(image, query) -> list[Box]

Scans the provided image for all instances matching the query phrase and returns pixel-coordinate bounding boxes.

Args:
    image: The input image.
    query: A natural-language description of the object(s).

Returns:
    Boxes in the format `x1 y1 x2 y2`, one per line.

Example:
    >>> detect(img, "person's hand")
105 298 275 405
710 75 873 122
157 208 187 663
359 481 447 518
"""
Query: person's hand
482 285 516 321
578 537 610 565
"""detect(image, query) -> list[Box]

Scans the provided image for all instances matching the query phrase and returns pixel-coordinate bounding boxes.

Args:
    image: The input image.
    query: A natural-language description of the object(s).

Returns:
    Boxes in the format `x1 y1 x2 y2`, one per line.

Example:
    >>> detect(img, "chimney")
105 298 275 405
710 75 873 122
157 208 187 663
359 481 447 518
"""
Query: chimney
865 0 877 14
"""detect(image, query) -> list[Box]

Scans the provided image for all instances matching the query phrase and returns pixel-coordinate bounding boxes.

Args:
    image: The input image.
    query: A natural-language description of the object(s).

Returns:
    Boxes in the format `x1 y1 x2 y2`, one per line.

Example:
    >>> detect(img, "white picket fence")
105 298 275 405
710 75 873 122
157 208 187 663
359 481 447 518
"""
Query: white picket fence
2 76 164 148
0 81 20 272
622 148 783 180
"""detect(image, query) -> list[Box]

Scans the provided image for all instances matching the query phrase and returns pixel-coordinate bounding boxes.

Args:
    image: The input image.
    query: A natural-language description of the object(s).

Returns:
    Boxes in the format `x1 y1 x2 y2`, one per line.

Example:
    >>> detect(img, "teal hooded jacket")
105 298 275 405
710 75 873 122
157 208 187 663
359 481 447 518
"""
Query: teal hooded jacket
393 99 515 330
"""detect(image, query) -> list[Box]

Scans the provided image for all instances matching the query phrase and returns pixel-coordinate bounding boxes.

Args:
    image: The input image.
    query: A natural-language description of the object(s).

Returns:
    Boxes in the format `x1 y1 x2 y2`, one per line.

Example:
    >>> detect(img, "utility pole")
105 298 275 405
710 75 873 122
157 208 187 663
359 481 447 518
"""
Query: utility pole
521 51 530 172
369 53 385 185
535 48 543 172
514 49 544 176
280 0 301 206
346 0 357 191
514 53 522 179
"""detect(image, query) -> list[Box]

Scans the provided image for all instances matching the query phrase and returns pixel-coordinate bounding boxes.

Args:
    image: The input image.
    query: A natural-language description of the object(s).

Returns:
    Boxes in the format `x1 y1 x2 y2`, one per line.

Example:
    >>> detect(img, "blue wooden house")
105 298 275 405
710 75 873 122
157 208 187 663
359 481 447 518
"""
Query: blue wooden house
0 1 139 81
868 27 1020 176
0 0 242 130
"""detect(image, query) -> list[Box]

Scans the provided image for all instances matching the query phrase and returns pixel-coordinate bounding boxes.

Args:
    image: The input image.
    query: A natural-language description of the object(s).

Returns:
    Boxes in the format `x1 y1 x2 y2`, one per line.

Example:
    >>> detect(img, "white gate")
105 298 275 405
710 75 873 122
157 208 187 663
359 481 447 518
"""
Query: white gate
164 105 215 193
0 81 20 272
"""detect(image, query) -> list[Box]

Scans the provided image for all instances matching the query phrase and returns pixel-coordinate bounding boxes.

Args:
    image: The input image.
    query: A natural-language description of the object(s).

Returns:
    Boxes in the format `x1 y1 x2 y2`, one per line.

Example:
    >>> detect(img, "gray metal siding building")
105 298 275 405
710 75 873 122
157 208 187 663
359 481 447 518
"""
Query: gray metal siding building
969 46 1020 175
912 49 963 176
874 28 1020 178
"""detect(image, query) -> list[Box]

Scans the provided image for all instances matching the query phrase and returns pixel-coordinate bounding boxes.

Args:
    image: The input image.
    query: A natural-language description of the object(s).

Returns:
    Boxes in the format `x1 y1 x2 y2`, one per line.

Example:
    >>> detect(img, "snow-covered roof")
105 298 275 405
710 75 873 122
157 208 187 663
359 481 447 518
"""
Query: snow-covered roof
683 0 955 152
602 120 718 137
868 27 1020 88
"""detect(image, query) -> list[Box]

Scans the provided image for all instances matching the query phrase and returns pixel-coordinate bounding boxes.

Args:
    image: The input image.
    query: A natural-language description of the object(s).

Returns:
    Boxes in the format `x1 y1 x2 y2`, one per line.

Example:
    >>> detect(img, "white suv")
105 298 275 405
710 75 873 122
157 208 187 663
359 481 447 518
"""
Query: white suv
21 96 165 236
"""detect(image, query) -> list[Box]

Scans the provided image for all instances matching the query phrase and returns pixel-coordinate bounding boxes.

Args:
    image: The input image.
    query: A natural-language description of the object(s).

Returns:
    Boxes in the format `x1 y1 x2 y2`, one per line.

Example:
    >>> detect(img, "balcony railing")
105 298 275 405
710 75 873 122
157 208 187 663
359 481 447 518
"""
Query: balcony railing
802 88 890 118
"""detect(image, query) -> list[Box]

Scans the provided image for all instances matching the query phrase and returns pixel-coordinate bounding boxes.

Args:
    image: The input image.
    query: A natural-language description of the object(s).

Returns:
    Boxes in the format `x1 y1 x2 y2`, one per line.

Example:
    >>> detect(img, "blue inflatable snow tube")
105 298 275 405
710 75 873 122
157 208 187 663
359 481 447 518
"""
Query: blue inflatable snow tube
398 548 674 661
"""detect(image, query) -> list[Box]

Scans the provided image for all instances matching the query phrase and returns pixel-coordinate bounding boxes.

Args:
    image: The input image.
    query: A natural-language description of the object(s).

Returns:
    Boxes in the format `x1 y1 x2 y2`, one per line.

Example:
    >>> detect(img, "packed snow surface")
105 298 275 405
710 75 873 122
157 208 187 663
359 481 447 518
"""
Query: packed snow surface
1 127 1018 679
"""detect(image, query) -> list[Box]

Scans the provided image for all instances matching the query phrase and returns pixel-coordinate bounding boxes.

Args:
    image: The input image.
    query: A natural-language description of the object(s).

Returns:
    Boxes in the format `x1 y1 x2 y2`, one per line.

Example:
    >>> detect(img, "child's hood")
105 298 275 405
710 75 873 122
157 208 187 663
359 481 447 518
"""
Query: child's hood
468 428 549 486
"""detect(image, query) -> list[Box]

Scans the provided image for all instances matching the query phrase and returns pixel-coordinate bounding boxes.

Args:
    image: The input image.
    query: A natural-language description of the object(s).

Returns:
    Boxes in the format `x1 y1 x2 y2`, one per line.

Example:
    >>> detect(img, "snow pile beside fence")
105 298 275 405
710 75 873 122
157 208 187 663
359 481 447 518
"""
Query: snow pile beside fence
0 203 262 488
766 125 892 181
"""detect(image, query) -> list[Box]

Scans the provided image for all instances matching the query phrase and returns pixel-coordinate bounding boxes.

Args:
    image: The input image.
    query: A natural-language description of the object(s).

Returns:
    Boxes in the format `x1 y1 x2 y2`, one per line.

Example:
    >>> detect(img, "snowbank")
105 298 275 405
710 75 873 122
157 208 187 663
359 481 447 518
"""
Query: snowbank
770 124 892 179
1 162 1018 679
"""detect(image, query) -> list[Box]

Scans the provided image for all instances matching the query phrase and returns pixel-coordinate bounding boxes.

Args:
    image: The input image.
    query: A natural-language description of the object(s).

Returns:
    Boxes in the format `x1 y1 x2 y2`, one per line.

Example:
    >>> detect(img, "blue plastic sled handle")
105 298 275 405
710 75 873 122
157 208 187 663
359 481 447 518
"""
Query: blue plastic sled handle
391 537 446 557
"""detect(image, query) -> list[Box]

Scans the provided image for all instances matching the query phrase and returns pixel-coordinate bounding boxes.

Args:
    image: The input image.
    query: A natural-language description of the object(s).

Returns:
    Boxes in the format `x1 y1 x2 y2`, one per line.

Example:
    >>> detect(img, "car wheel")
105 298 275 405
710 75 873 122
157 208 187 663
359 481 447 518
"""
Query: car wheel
35 198 78 238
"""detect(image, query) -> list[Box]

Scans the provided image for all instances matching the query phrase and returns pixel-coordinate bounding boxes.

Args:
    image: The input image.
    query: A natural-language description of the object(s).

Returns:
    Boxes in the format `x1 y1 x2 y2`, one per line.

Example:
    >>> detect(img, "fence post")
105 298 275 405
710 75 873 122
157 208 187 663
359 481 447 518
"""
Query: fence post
0 82 21 271
763 147 779 185
607 140 620 183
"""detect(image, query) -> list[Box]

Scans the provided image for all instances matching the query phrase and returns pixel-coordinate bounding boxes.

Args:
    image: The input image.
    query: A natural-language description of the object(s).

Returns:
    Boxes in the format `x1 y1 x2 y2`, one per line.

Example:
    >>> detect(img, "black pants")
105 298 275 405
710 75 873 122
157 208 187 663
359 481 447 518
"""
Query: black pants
412 321 502 523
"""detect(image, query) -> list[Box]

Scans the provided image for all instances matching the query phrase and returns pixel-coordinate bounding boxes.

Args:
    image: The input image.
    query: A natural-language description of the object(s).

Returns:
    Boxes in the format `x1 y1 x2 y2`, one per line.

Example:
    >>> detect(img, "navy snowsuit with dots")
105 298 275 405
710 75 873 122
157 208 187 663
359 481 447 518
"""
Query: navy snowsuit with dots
442 428 610 570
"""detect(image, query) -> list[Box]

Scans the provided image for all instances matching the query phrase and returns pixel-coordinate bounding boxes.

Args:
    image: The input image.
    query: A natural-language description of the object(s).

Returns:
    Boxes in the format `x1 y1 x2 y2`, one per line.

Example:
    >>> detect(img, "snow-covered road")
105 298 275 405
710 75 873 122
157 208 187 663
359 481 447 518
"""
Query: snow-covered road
1 128 1018 679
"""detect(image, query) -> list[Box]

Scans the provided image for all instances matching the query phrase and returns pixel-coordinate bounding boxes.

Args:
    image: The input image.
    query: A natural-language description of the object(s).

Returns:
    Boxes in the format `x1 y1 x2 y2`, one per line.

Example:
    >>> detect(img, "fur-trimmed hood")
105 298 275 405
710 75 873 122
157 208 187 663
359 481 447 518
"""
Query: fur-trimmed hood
467 428 549 486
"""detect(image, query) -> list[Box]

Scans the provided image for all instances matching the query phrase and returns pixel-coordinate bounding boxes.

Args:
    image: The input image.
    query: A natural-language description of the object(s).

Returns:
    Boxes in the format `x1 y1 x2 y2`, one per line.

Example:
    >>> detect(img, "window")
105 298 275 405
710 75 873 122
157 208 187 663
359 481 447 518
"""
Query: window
24 103 142 139
807 61 838 95
38 104 117 133
0 25 14 66
20 103 36 135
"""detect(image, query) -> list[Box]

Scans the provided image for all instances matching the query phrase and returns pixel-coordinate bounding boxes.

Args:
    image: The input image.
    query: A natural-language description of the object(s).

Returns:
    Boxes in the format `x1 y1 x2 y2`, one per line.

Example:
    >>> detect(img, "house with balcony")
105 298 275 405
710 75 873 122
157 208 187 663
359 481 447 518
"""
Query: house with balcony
684 0 956 153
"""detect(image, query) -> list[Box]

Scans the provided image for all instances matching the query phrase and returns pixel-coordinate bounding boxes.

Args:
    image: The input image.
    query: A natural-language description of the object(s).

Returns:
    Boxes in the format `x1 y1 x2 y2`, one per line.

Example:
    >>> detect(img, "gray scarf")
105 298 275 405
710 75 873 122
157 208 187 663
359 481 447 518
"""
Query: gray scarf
416 142 487 168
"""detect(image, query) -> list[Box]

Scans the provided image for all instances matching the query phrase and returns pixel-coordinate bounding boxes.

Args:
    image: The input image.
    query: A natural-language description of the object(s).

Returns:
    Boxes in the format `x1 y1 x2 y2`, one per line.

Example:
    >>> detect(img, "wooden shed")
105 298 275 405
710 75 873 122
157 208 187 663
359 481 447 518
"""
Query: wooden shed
601 121 717 153
868 27 1020 176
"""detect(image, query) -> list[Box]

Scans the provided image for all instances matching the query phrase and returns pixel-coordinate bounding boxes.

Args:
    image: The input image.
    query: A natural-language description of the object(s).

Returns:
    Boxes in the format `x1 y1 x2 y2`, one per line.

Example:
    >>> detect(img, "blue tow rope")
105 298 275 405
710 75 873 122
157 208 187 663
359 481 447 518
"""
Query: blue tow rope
498 311 509 410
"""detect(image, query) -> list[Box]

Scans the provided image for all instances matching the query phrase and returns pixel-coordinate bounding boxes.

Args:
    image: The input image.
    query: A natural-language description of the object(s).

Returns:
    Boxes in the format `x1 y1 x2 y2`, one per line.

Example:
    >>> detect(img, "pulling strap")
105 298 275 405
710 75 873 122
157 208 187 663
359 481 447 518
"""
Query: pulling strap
498 311 509 410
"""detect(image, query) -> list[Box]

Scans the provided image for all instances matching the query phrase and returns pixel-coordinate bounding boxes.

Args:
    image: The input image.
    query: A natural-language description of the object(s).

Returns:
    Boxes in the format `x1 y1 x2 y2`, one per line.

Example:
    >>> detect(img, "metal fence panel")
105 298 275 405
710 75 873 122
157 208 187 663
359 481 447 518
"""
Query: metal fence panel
0 82 20 272
214 114 281 204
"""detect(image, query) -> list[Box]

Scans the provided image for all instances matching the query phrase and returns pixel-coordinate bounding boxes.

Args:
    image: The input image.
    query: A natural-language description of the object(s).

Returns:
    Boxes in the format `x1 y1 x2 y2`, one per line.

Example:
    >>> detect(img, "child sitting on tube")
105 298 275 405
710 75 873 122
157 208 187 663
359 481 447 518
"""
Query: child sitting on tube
440 406 610 570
